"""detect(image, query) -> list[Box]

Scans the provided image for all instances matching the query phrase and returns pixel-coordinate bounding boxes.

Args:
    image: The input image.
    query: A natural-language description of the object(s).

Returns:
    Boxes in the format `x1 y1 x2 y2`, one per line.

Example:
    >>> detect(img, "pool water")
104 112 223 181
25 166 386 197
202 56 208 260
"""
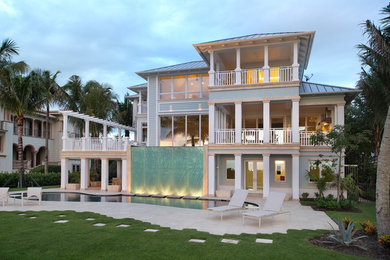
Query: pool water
41 192 251 210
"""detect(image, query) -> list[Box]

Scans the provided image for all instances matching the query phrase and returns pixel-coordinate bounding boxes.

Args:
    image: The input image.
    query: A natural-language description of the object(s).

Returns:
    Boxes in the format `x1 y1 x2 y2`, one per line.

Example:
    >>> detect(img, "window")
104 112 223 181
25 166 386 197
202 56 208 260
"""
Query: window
142 122 147 143
308 160 334 182
160 115 208 146
275 160 286 182
0 135 3 153
270 67 280 82
159 74 208 100
226 159 235 180
34 120 42 137
72 164 80 172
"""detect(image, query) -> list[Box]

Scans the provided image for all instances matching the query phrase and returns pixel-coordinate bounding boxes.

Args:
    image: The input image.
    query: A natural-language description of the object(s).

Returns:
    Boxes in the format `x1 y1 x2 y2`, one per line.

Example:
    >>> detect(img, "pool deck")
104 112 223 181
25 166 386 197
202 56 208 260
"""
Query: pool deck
2 188 337 235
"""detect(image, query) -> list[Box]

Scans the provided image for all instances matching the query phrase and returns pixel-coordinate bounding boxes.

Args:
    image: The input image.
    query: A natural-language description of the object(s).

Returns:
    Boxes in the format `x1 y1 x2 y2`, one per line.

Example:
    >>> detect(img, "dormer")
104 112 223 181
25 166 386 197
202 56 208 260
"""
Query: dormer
193 31 315 87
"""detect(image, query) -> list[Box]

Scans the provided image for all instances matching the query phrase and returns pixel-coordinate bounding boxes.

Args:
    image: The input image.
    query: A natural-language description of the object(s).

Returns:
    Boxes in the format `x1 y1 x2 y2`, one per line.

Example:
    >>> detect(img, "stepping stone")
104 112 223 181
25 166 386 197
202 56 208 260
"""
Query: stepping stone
54 220 69 224
93 223 106 227
188 239 206 243
151 194 166 198
255 238 273 244
85 218 95 221
18 213 26 216
135 194 151 197
58 214 66 217
166 195 183 199
29 216 37 219
144 229 159 232
221 238 239 244
183 196 200 200
116 224 130 228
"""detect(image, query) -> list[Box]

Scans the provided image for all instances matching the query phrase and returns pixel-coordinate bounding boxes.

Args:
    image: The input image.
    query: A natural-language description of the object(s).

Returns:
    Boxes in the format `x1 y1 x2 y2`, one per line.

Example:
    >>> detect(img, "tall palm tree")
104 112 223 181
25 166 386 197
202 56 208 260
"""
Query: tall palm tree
113 93 133 136
37 69 61 174
0 69 44 187
358 4 390 237
0 38 28 73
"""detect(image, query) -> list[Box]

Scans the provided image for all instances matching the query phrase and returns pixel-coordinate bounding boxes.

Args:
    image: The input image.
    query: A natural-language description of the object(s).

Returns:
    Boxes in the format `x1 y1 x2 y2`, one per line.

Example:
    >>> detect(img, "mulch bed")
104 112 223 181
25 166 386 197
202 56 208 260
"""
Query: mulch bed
310 231 390 259
305 204 362 213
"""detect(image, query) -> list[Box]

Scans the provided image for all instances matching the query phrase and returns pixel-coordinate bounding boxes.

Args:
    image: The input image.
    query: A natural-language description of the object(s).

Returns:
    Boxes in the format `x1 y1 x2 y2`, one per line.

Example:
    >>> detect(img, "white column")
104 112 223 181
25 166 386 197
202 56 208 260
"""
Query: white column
121 159 128 192
292 99 300 143
116 160 122 178
62 114 68 151
60 158 68 189
208 154 215 195
337 105 345 126
263 101 270 143
103 124 107 150
235 48 241 84
234 153 242 189
83 120 90 151
292 41 299 81
262 153 270 197
85 120 89 137
235 101 242 144
80 158 88 190
263 46 270 83
292 154 300 200
138 91 142 114
209 103 215 143
208 50 215 86
101 158 108 191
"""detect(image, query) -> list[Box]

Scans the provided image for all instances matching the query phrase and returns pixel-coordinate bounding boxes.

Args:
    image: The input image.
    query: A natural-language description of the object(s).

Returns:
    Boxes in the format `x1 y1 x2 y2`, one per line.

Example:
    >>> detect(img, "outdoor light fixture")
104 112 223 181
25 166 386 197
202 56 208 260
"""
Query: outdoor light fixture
198 104 202 111
169 105 173 112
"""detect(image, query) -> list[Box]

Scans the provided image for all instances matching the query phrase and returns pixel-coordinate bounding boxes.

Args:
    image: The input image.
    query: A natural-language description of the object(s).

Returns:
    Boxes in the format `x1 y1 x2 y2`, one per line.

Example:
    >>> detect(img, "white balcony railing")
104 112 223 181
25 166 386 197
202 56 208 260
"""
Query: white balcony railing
214 66 293 86
300 131 328 146
64 137 133 151
242 128 264 144
270 128 292 144
215 129 235 144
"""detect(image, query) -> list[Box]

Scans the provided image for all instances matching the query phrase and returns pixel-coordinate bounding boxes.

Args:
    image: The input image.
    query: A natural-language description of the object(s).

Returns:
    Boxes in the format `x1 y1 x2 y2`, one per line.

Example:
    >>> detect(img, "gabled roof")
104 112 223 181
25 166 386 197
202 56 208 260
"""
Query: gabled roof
197 32 304 44
136 61 208 79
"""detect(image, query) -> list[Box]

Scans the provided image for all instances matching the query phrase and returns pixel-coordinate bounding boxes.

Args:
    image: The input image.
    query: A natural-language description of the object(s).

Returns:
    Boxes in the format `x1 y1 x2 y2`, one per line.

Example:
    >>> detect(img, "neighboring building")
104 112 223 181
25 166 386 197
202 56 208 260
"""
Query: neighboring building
127 31 359 199
0 107 80 173
61 31 359 199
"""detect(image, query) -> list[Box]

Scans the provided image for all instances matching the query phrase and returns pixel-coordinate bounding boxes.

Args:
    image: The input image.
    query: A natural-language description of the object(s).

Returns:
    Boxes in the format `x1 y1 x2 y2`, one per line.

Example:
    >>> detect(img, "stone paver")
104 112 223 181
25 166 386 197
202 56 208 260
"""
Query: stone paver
221 238 239 244
93 223 106 227
85 218 95 221
29 216 37 219
144 229 159 232
58 214 66 217
255 238 273 244
188 239 206 243
17 213 26 216
54 220 69 224
116 224 130 227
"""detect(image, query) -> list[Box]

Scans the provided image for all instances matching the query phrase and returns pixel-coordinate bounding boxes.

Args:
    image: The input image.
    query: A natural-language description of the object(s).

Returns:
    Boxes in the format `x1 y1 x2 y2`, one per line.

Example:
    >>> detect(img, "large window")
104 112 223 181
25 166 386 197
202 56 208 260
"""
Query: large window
226 159 235 180
275 160 286 182
308 160 334 182
160 115 208 146
141 122 147 143
159 74 209 100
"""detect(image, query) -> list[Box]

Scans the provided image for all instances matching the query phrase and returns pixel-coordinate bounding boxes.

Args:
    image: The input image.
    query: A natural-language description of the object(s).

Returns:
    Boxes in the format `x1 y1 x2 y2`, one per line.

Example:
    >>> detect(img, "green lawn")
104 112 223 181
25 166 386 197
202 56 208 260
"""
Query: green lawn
326 202 376 226
0 211 371 260
9 185 60 192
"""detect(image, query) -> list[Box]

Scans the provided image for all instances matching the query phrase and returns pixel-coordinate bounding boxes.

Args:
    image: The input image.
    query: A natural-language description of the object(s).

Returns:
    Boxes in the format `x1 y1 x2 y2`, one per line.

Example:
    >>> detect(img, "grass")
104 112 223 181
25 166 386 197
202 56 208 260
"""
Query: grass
0 211 370 260
326 202 376 226
9 185 60 192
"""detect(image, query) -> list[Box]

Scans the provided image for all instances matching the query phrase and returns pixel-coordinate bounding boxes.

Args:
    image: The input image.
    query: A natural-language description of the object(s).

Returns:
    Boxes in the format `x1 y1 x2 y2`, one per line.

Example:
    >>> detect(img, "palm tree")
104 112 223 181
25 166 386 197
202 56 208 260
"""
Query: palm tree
0 38 28 73
358 4 390 237
113 94 133 136
0 69 44 187
37 69 61 174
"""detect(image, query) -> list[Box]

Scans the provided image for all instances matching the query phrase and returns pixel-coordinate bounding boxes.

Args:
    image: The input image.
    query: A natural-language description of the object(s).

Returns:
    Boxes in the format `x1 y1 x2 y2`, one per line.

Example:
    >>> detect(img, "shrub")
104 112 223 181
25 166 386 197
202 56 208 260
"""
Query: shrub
379 234 390 248
360 220 377 235
339 199 355 210
314 192 320 199
30 165 61 173
326 194 335 200
0 172 60 187
315 197 339 209
69 172 80 184
329 218 367 250
342 216 354 229
301 192 309 199
90 171 99 181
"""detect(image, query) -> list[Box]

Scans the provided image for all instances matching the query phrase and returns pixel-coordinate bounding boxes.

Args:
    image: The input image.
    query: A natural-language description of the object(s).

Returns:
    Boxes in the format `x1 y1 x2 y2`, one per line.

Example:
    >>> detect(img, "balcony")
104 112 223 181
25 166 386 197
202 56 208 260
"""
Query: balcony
214 66 293 87
138 103 147 114
63 137 134 152
214 129 326 146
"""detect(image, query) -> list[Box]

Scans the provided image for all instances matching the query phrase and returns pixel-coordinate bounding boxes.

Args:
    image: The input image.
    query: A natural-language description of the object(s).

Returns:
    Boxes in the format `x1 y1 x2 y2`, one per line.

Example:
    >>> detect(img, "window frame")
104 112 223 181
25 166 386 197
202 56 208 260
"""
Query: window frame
226 158 235 182
159 74 208 101
308 159 335 183
274 160 286 183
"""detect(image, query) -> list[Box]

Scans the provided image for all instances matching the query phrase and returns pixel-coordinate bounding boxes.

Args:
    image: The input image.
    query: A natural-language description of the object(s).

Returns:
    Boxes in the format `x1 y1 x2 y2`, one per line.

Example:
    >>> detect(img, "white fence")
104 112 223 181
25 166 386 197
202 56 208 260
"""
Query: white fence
64 137 134 151
270 128 292 144
215 129 235 144
242 128 264 144
215 71 236 86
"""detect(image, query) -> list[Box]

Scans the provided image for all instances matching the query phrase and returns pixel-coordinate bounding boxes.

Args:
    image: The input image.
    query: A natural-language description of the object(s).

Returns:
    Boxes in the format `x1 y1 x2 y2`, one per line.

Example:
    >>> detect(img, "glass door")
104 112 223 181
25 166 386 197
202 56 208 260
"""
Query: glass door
245 160 263 191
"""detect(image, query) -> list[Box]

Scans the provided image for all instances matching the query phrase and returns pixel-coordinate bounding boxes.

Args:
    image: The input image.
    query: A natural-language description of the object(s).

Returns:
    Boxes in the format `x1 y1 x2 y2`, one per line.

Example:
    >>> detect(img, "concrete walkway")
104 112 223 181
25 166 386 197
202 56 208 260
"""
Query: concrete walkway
1 191 336 235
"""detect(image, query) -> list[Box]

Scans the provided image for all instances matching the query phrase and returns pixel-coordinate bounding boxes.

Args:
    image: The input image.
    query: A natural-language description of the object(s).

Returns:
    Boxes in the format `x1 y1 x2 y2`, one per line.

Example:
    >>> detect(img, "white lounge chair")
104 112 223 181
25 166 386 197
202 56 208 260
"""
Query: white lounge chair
0 187 9 207
242 191 289 228
208 189 249 220
22 187 42 206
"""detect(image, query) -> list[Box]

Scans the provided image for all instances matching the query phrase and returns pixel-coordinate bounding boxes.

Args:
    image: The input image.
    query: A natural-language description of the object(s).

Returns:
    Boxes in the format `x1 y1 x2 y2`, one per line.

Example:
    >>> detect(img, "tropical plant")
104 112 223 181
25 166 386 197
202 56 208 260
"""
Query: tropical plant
113 93 133 136
341 173 361 201
328 218 367 250
306 159 334 198
379 234 390 248
0 38 28 73
358 4 390 237
360 220 377 235
34 69 62 174
342 216 354 229
0 69 45 187
301 192 309 199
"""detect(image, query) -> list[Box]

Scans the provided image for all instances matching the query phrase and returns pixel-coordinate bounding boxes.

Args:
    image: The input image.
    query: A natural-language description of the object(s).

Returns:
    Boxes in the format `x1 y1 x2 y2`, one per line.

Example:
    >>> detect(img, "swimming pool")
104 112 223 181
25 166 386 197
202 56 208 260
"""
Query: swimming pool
41 192 258 210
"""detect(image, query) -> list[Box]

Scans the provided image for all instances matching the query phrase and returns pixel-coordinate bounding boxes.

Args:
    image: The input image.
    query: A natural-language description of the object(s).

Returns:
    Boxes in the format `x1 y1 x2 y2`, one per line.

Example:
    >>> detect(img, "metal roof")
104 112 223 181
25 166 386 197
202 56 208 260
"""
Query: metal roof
137 60 208 75
127 83 147 89
299 82 360 95
198 32 304 44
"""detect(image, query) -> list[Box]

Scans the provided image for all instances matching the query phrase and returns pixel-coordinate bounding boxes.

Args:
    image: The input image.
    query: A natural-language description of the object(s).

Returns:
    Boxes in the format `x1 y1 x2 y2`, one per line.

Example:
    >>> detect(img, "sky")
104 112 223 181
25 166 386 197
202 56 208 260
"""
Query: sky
0 0 386 100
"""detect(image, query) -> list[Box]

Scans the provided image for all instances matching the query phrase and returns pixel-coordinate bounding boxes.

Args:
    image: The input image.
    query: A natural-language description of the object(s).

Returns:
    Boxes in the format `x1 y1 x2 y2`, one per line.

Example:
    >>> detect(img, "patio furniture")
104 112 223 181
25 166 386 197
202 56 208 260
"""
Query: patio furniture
22 187 42 206
0 187 9 207
208 189 249 220
242 191 289 228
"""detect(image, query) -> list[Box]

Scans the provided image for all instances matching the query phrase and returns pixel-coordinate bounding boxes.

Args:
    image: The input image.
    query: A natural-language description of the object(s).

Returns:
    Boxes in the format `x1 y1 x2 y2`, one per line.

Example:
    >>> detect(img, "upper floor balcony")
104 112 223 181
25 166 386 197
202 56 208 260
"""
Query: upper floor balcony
63 137 134 151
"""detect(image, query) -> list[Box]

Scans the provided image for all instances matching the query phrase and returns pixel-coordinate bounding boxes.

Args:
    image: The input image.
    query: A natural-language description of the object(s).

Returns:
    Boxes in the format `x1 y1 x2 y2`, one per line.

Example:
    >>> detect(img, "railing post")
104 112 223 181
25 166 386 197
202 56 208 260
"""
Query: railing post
209 102 215 143
292 42 299 81
235 101 242 144
292 99 300 143
263 46 270 83
235 48 241 85
208 50 215 86
62 114 68 151
263 100 270 143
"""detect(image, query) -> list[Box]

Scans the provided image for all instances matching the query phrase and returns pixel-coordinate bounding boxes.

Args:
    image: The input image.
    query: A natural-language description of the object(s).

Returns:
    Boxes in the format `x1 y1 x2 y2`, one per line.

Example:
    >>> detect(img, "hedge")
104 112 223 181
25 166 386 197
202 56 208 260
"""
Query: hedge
0 172 61 187
29 165 61 173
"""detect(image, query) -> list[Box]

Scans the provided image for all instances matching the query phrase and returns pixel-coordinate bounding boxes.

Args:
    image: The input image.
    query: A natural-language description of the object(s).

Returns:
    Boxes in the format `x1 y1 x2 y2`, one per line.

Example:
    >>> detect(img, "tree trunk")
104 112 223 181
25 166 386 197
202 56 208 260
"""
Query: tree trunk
336 153 342 203
17 116 25 188
376 105 390 238
45 101 49 174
